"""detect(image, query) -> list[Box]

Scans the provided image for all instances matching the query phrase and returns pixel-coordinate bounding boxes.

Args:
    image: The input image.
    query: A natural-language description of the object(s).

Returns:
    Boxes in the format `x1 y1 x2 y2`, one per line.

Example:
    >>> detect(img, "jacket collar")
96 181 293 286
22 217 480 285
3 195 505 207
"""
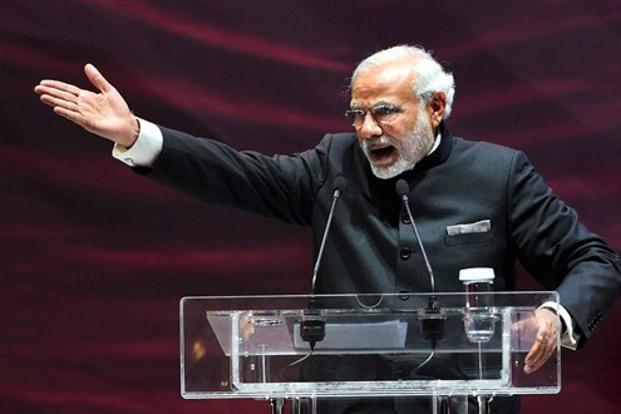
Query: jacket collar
411 120 453 173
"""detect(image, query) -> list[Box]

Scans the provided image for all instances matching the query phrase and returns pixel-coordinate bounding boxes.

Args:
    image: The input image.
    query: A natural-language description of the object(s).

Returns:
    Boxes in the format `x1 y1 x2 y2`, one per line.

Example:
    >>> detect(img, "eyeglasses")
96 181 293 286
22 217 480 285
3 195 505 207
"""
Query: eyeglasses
344 100 412 128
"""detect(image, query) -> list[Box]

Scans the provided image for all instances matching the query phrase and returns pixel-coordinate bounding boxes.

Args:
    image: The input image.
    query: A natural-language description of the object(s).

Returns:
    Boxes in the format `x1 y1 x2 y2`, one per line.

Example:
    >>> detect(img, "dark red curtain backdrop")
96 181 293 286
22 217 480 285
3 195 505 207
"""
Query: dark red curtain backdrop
2 1 620 413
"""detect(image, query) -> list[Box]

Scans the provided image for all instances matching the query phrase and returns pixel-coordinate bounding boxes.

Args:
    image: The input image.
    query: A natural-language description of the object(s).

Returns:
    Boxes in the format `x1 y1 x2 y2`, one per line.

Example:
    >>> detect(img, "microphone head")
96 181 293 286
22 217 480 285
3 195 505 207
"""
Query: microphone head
395 179 409 197
333 176 348 192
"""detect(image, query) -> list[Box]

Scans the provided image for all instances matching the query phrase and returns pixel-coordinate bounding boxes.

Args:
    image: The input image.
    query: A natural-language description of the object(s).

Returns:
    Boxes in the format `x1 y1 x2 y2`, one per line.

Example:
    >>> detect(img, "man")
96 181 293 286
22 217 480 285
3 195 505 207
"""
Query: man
35 45 621 413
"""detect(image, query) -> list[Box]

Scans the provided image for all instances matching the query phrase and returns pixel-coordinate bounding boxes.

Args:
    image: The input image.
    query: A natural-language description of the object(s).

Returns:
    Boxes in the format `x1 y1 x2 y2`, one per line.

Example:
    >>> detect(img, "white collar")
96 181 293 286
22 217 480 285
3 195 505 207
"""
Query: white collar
427 130 442 156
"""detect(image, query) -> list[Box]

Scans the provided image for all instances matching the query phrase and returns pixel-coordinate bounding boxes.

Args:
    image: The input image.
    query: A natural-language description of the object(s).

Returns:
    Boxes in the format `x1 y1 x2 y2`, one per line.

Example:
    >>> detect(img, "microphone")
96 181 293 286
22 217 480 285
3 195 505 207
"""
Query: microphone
302 176 347 350
396 179 445 343
310 176 347 294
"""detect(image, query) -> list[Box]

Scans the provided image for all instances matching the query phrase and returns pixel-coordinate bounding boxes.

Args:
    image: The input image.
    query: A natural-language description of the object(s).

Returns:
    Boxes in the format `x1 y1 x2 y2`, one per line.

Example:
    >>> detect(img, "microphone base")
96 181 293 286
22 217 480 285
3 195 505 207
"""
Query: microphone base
419 306 447 343
300 318 325 350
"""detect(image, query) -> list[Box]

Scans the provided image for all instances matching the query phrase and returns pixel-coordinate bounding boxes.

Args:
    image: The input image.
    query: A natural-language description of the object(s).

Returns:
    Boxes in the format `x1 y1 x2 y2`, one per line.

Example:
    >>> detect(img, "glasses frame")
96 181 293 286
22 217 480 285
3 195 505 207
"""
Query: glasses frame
344 99 416 129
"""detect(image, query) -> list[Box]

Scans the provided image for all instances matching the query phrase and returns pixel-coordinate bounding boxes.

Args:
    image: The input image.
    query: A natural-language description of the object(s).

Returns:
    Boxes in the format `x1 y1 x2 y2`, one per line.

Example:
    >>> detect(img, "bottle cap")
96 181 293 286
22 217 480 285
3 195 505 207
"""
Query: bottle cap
459 267 495 282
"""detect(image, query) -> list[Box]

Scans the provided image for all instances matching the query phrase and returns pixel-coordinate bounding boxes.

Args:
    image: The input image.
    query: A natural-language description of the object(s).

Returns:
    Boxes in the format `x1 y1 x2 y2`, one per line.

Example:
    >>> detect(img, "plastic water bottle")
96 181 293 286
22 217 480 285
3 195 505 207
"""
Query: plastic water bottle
459 267 497 343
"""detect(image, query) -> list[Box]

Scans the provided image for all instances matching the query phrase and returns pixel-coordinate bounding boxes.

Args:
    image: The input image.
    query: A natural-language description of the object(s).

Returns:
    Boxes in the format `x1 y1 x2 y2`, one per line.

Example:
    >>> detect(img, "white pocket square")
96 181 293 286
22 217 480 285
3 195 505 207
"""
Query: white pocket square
446 219 491 236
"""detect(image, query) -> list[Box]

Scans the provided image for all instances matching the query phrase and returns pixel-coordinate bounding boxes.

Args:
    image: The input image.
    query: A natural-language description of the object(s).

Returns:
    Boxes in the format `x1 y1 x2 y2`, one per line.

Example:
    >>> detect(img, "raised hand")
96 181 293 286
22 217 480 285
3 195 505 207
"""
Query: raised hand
34 64 139 147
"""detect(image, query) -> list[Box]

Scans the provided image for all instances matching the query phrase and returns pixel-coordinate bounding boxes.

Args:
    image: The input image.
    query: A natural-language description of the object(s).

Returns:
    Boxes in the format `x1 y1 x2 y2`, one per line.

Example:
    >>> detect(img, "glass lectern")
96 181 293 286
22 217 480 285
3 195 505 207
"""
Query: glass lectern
180 292 560 413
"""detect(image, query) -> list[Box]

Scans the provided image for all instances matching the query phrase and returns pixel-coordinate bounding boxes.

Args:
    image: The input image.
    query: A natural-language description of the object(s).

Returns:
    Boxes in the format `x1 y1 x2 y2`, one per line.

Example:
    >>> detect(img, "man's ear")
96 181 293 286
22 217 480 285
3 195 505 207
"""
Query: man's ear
427 92 446 129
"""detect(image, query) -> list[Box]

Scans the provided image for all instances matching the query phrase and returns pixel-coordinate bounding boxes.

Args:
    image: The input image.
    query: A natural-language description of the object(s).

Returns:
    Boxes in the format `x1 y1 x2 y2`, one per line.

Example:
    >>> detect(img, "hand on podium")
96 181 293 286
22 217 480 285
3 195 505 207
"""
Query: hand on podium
523 307 558 374
34 64 139 148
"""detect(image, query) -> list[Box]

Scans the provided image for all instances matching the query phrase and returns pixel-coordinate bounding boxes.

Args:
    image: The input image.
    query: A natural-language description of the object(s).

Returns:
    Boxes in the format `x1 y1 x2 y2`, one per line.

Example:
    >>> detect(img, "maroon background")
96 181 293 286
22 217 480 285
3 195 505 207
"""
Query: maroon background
2 1 621 413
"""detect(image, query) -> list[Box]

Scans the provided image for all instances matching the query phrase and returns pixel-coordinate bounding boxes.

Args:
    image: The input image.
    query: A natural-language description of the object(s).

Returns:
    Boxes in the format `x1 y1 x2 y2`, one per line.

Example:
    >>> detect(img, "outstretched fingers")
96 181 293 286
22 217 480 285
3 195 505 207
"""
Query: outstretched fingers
35 80 84 114
35 84 79 103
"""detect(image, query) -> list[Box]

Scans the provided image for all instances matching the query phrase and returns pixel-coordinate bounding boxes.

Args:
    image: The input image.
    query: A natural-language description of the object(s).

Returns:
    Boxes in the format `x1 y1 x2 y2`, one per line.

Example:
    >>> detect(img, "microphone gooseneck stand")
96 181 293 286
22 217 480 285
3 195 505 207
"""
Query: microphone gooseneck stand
271 177 347 414
395 179 446 347
396 179 493 414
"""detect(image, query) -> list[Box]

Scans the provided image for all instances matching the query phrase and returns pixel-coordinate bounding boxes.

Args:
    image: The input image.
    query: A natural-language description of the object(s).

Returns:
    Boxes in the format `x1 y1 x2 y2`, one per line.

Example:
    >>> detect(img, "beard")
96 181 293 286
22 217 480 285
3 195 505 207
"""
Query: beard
361 107 435 180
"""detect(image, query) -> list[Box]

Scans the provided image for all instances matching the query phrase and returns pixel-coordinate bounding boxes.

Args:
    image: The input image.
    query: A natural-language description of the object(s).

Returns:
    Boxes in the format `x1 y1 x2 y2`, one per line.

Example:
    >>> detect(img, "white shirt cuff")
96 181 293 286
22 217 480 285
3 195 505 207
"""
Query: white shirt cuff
112 117 163 167
540 301 580 350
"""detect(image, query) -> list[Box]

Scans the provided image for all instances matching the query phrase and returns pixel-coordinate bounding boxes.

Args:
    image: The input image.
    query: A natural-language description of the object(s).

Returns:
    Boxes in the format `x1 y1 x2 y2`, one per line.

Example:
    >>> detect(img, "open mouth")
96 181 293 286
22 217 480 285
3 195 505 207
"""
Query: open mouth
368 144 397 165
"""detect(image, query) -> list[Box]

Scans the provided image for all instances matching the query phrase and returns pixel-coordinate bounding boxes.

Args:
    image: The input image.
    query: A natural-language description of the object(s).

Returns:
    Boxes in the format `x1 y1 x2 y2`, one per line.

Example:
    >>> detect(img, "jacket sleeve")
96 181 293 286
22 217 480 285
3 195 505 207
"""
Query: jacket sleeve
507 151 621 346
142 126 332 226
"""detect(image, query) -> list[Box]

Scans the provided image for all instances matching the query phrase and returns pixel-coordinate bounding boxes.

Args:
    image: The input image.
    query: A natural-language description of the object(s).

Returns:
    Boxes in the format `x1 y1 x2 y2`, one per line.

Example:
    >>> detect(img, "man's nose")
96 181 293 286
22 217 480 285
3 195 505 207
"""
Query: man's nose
357 113 383 140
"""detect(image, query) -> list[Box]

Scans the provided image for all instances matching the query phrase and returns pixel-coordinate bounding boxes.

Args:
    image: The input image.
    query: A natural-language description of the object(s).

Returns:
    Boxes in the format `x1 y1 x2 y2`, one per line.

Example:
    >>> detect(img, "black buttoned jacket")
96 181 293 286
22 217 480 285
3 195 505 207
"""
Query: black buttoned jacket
146 121 621 345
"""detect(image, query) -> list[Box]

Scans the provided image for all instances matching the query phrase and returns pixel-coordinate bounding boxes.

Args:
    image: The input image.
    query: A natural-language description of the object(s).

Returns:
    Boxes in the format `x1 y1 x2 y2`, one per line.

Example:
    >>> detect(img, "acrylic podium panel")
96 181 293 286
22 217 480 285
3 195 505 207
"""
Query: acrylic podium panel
180 292 560 400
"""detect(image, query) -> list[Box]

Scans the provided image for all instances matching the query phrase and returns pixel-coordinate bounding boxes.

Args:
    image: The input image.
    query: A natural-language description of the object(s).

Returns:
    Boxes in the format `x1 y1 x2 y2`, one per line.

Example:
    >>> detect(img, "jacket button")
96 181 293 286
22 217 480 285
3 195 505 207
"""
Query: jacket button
400 248 411 260
401 215 411 224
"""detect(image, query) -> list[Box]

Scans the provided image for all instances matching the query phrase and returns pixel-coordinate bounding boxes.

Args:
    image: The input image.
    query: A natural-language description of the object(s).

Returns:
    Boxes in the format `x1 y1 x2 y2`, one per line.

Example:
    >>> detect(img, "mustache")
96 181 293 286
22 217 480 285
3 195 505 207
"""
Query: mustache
362 136 396 151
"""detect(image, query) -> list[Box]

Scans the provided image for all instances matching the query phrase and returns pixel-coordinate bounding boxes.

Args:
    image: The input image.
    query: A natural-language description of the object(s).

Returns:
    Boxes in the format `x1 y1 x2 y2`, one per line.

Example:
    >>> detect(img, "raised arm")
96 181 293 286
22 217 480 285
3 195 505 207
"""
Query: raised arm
34 64 139 147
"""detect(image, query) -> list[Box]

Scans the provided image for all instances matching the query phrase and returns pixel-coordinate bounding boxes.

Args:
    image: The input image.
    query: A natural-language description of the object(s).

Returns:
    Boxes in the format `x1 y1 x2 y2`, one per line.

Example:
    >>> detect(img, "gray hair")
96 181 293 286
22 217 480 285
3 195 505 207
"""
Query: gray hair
351 45 456 118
